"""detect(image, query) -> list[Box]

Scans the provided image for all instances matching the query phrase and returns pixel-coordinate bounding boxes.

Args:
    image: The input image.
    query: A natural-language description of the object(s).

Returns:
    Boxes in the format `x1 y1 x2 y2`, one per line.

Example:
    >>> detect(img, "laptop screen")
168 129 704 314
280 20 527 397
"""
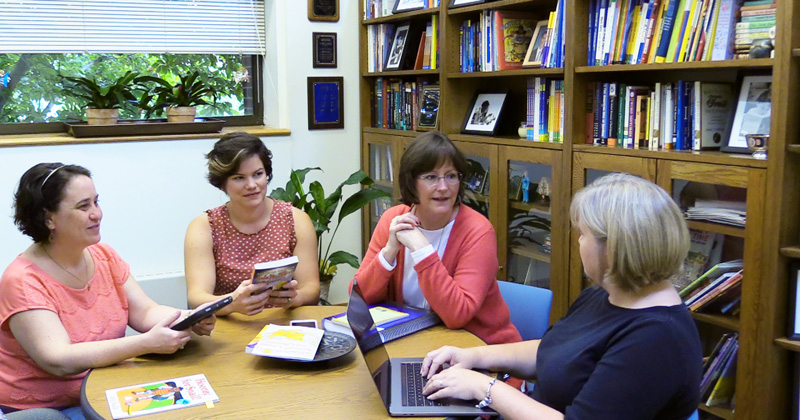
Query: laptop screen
347 282 392 410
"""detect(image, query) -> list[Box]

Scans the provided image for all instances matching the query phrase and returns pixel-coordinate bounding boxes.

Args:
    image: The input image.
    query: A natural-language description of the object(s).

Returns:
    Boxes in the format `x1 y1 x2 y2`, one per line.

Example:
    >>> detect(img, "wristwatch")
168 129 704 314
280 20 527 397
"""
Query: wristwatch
476 378 497 409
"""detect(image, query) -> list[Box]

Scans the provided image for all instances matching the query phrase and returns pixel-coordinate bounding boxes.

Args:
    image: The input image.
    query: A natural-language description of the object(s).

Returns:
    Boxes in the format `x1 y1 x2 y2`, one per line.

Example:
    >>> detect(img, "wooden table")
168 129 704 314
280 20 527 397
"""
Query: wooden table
81 306 485 419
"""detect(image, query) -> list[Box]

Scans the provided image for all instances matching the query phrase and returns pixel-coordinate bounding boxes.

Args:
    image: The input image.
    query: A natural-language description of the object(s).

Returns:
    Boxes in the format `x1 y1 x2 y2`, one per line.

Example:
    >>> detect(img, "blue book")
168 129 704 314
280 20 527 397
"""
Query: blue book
675 80 685 150
654 0 681 62
588 0 597 65
322 302 442 351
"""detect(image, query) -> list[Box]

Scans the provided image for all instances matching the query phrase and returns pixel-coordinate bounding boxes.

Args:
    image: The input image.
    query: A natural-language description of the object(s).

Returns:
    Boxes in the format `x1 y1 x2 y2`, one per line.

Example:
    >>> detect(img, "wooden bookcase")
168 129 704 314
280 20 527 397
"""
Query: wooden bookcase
358 1 800 418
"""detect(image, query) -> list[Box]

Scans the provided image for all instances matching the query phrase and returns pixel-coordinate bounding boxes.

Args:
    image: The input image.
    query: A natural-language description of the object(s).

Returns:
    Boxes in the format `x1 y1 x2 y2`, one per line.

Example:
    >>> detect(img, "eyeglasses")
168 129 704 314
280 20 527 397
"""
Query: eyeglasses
418 172 462 186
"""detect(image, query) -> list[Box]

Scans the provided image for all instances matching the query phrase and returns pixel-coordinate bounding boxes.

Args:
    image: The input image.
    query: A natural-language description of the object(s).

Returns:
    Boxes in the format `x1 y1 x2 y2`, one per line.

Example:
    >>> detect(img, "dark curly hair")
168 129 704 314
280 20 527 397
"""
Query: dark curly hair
14 163 92 243
206 132 273 191
398 131 468 205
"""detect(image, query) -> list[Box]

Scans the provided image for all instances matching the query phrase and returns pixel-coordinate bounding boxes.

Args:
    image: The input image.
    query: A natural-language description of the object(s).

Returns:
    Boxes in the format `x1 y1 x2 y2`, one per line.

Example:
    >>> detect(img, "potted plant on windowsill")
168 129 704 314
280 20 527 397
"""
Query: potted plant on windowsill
136 71 217 122
60 71 139 125
269 168 392 304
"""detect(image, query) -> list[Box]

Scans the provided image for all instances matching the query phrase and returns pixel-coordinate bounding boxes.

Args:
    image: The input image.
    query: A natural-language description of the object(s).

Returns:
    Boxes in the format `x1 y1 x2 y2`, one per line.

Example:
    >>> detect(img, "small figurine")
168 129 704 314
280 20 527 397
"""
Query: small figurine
232 65 250 85
537 177 551 204
521 171 530 203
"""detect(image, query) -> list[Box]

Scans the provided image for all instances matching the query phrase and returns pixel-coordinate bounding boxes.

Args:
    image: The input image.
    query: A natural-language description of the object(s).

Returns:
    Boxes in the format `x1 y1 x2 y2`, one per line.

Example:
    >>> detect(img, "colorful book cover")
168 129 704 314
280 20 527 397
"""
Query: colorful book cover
654 0 681 62
494 11 537 70
710 0 740 60
246 324 324 361
706 350 738 407
252 255 298 290
105 374 218 419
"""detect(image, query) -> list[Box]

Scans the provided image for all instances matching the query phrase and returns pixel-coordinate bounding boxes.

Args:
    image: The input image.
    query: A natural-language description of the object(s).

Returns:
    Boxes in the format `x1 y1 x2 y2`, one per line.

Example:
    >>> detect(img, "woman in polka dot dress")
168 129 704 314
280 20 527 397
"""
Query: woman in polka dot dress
184 133 320 315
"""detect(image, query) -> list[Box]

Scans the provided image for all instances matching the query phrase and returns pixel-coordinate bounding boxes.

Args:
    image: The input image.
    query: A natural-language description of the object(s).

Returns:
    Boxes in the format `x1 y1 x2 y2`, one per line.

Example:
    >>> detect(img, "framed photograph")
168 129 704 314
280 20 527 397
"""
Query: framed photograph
307 77 344 130
448 0 486 8
461 92 507 136
385 23 411 70
507 163 527 201
522 20 549 68
418 84 440 130
393 0 426 13
312 32 337 68
308 0 339 22
789 263 800 341
723 75 772 153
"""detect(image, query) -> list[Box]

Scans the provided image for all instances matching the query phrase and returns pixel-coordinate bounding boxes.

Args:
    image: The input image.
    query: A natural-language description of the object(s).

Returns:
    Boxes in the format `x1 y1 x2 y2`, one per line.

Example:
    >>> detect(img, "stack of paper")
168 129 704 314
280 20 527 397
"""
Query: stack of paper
685 199 746 228
246 324 324 361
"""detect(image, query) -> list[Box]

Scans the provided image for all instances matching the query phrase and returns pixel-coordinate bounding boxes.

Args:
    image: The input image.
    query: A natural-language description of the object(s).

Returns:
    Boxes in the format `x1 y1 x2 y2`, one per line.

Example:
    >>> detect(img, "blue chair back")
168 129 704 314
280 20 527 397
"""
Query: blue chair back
497 281 553 341
687 410 699 420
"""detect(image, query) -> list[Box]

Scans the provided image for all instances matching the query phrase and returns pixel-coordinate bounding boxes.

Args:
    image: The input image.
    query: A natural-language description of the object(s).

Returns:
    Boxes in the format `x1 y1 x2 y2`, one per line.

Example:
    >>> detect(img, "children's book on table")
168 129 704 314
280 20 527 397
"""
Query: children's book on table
105 373 218 419
246 324 325 361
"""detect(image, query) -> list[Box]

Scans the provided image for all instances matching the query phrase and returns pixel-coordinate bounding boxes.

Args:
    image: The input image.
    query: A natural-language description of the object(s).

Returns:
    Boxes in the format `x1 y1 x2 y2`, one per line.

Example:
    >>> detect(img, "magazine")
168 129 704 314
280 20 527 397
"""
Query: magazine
246 324 324 361
252 256 299 290
105 374 218 419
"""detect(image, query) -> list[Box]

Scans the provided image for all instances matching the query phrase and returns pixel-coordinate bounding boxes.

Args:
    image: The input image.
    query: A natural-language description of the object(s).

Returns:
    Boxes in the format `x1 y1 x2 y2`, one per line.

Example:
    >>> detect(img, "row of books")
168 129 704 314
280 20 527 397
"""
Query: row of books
366 18 439 73
700 333 739 409
679 260 744 314
362 0 440 20
585 81 735 150
370 144 394 183
370 77 432 130
457 3 564 72
526 77 565 143
732 2 776 59
587 0 749 66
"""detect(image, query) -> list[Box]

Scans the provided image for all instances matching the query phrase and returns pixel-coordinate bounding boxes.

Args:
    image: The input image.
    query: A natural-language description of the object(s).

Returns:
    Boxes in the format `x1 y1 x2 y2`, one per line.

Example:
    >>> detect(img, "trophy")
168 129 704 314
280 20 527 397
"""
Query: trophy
745 134 769 160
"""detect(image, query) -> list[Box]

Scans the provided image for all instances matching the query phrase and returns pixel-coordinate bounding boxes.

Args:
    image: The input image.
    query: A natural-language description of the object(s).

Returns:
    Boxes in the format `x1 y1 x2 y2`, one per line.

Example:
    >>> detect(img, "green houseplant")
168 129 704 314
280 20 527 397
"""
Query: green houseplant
136 71 216 122
60 71 139 125
269 168 392 303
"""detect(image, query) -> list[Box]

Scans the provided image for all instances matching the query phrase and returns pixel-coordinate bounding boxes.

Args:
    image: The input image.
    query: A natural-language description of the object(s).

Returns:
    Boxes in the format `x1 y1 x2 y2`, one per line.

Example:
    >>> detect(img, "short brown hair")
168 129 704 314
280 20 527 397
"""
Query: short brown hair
398 131 468 205
14 163 92 243
570 173 690 293
206 132 273 191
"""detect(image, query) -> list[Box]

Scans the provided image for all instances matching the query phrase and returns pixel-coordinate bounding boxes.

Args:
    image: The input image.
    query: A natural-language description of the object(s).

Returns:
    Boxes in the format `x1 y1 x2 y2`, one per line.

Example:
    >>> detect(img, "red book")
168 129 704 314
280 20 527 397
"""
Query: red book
494 11 538 71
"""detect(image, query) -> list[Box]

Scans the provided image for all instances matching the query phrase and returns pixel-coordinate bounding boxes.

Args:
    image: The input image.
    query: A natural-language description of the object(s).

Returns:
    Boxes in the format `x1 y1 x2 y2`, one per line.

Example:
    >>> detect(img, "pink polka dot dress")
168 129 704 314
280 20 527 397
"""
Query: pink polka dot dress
207 199 296 295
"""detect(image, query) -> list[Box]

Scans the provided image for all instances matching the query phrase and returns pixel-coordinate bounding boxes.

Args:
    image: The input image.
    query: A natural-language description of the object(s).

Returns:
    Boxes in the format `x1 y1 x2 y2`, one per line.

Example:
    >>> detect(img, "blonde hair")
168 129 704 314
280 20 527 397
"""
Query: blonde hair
570 173 689 293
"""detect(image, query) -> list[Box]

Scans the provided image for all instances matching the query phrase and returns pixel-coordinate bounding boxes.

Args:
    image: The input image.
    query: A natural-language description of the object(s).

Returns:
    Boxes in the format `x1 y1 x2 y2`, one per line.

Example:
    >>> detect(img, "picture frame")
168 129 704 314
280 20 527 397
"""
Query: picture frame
312 32 337 68
788 263 800 341
385 23 411 71
307 77 344 130
522 20 549 68
393 0 426 14
507 163 527 201
308 0 339 22
461 92 507 136
723 75 772 154
417 84 440 131
448 0 486 8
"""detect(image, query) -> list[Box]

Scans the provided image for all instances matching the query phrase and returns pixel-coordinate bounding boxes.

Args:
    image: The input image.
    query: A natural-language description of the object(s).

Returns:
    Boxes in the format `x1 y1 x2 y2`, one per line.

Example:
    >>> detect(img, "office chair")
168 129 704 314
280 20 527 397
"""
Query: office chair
497 281 553 341
688 410 700 420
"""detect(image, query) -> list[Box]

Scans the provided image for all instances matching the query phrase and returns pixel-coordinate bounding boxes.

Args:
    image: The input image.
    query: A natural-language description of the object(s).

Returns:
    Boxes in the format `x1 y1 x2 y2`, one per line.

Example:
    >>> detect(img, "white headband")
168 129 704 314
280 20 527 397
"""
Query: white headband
41 165 66 188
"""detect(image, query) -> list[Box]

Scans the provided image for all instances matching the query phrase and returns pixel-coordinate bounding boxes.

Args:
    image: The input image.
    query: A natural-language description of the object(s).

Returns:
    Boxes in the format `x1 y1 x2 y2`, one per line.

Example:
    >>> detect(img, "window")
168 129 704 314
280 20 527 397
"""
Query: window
0 0 266 134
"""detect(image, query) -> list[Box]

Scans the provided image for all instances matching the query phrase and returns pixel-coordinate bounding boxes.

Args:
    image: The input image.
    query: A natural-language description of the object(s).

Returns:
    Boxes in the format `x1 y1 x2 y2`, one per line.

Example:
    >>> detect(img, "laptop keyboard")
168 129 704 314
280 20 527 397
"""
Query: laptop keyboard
401 362 447 407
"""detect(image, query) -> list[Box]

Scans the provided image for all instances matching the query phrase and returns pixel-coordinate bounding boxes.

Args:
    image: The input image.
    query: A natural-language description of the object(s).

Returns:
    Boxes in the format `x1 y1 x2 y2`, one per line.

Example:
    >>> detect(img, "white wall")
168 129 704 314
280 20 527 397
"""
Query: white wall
267 0 362 304
0 1 362 304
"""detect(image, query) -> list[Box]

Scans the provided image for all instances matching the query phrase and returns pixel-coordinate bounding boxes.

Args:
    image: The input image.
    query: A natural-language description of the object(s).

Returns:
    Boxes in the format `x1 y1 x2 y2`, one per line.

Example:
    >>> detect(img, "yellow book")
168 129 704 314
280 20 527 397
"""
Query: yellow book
647 0 669 63
645 93 652 149
703 0 721 61
678 0 701 62
665 0 687 63
625 3 641 62
431 15 438 69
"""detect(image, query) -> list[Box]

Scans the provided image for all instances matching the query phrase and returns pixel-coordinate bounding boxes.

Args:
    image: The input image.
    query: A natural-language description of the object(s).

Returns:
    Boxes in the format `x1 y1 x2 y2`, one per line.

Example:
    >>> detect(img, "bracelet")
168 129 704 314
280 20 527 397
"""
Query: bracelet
475 378 497 409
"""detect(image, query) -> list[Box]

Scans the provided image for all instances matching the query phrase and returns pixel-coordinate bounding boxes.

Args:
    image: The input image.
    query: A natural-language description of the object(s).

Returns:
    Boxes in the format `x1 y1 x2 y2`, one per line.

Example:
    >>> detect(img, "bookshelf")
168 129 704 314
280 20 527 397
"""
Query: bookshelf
358 0 799 418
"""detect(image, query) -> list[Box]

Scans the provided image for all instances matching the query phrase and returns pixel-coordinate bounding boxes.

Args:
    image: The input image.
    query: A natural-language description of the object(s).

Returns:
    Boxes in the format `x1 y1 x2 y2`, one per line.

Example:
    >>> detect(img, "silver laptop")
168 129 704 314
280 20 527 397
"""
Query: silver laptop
346 282 497 417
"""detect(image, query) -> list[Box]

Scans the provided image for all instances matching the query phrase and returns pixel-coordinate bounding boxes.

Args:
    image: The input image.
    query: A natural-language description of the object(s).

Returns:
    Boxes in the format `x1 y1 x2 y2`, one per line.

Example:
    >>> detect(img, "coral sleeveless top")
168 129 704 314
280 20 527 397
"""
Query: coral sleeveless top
207 199 296 295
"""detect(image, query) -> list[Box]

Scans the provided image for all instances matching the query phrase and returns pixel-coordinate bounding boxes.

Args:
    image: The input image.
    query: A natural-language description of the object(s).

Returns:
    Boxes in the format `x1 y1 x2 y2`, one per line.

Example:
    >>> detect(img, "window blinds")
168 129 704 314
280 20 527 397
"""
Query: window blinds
0 0 266 55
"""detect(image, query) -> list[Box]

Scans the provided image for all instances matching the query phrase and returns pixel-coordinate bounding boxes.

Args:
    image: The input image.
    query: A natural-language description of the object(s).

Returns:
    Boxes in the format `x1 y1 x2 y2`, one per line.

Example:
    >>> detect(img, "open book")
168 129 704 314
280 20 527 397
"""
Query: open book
253 256 299 290
246 324 324 361
105 374 218 419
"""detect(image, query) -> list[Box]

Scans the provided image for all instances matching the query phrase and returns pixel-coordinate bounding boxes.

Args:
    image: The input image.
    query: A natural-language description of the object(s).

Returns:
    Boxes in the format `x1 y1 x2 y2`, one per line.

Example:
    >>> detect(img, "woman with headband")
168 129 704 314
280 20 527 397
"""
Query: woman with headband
0 163 217 419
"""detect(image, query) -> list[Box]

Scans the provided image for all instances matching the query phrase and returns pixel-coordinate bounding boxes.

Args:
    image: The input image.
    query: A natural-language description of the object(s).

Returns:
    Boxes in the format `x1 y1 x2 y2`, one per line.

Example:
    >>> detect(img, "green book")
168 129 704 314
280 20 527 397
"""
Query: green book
679 259 743 299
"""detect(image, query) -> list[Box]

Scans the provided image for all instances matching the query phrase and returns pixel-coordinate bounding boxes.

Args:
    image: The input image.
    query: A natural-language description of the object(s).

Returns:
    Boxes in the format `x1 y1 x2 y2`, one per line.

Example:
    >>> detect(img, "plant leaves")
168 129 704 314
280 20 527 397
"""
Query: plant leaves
327 250 360 269
339 188 392 223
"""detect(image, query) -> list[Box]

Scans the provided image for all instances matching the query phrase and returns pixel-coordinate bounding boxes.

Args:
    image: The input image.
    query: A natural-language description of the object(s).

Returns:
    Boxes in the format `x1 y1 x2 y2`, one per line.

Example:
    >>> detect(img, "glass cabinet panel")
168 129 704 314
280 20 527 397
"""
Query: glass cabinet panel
462 155 491 220
506 160 553 289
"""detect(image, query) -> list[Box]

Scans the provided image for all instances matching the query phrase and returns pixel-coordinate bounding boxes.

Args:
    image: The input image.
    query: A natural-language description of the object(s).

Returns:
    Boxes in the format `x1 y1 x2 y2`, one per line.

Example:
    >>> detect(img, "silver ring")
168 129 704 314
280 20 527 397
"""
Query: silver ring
180 345 185 350
288 297 292 304
438 380 444 388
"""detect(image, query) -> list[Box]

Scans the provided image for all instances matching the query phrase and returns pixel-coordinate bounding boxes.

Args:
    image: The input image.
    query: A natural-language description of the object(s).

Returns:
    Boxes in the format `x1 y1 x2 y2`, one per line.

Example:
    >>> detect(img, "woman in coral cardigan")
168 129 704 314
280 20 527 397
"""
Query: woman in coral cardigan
353 131 520 345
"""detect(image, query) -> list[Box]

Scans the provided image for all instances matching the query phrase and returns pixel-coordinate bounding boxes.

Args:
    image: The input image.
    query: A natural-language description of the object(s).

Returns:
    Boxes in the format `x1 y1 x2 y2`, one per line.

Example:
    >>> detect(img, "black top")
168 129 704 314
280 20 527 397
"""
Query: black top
531 286 702 420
